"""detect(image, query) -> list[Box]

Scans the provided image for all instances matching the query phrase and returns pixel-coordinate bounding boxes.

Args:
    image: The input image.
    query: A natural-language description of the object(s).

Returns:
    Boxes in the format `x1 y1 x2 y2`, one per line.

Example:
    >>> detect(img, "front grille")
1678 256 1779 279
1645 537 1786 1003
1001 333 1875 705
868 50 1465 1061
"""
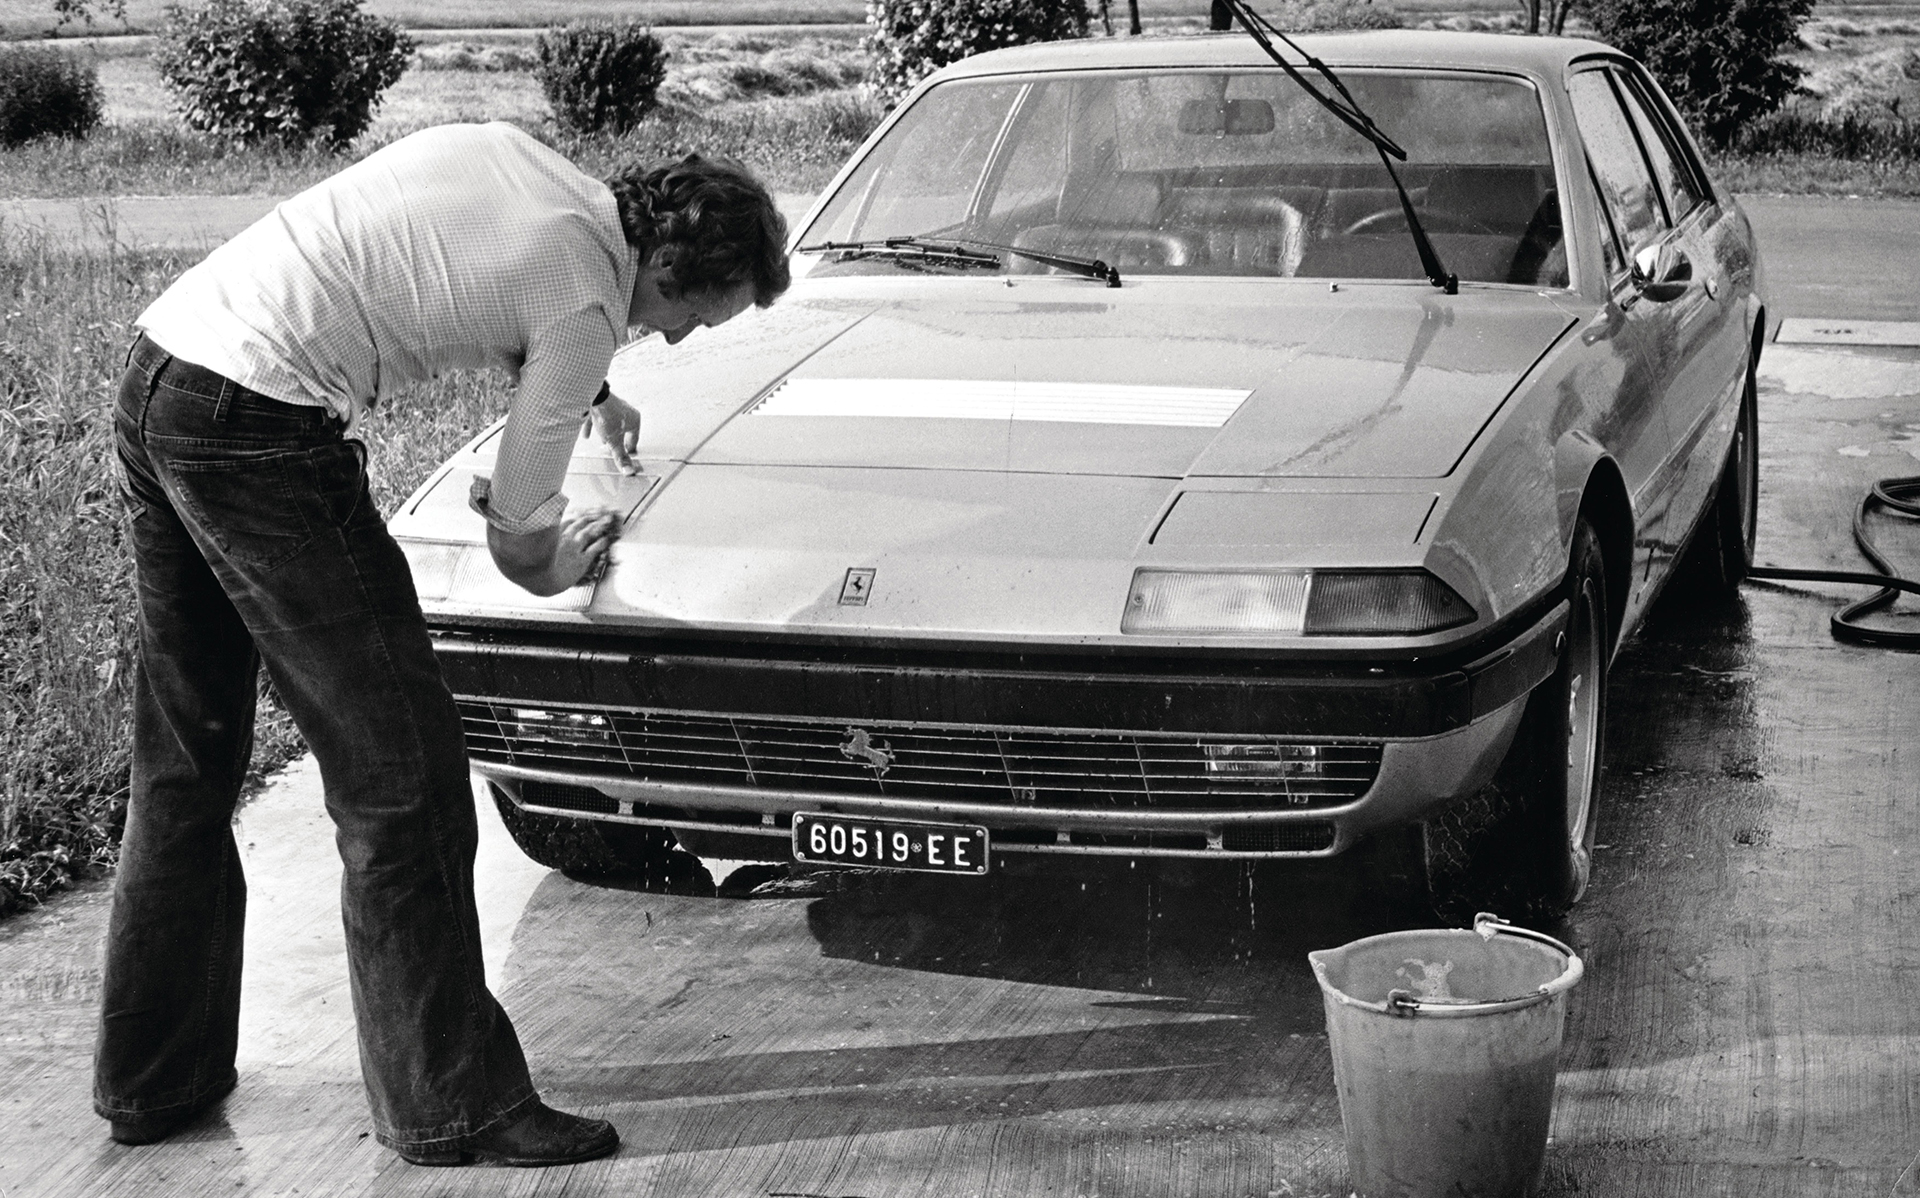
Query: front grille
1222 823 1337 853
460 700 1380 812
523 781 619 815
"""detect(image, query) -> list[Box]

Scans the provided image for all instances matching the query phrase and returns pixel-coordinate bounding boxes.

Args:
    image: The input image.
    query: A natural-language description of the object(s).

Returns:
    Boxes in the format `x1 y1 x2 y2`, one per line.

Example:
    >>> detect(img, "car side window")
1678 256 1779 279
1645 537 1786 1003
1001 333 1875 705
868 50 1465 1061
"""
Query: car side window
1569 69 1667 272
1612 68 1705 224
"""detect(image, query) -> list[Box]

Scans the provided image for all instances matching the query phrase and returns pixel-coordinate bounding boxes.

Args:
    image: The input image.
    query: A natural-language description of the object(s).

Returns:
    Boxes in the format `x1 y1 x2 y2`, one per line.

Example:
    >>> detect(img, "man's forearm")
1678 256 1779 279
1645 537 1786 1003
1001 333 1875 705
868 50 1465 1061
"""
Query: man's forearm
487 523 570 596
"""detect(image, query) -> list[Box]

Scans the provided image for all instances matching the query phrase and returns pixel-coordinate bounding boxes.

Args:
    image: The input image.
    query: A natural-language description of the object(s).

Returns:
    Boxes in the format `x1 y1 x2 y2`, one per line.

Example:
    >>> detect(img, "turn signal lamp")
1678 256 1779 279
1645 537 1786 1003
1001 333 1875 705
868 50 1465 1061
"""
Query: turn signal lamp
1123 569 1474 636
1303 570 1476 634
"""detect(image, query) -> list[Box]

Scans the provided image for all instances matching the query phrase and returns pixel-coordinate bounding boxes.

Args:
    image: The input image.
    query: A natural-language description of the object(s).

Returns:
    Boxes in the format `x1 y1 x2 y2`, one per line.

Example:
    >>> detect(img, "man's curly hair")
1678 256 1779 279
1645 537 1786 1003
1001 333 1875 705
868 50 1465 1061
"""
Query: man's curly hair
604 153 790 307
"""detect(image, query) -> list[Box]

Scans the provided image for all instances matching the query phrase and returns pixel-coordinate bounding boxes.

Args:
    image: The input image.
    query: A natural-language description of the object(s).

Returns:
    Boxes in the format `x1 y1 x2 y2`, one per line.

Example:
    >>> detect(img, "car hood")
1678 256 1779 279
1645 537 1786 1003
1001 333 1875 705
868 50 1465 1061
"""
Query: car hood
398 280 1574 642
619 280 1575 479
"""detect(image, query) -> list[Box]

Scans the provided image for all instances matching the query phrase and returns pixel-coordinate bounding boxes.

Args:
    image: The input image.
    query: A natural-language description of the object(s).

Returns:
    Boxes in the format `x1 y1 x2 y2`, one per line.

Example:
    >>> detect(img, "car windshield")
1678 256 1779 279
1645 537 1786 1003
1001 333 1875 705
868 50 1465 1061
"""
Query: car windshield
800 68 1566 287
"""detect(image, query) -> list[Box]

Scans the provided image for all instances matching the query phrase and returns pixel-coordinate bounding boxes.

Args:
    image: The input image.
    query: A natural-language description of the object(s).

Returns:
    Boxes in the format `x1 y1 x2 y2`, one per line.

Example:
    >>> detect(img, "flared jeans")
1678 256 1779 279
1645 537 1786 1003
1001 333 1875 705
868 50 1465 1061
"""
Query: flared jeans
95 334 536 1152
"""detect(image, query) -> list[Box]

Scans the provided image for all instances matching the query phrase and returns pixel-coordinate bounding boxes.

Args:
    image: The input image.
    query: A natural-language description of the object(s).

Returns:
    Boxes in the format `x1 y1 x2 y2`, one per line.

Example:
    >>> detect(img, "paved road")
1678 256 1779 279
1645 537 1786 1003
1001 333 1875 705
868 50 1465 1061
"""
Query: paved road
1 201 1918 1197
1742 195 1920 323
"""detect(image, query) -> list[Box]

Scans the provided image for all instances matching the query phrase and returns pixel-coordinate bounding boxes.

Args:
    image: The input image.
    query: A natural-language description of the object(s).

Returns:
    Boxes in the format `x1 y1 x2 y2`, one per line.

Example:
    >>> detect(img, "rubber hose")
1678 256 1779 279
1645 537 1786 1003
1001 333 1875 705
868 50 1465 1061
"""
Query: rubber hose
1746 474 1920 650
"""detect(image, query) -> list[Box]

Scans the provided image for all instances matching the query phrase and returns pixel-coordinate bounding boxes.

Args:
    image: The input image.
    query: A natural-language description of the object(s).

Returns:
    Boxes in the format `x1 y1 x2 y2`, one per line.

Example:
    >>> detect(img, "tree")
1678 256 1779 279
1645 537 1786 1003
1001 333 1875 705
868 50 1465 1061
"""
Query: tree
1582 0 1815 147
1514 0 1575 35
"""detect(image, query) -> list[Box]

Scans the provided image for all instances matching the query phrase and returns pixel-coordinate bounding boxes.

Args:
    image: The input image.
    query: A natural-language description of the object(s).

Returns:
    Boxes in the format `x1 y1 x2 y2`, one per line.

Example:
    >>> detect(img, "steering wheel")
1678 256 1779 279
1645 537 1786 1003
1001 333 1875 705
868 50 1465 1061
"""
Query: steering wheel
1343 206 1497 237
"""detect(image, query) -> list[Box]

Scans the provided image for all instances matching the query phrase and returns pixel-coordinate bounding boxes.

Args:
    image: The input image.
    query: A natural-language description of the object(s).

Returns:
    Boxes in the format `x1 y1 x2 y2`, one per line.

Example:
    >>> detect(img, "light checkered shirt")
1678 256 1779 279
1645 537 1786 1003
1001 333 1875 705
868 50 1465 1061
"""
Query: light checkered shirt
138 122 638 534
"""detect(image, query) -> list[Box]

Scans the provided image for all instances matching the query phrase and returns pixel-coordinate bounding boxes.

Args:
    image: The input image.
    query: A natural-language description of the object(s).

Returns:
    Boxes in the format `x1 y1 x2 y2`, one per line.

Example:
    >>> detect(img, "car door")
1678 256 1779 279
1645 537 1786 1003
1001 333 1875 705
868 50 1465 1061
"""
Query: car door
1566 64 1696 619
1610 63 1749 549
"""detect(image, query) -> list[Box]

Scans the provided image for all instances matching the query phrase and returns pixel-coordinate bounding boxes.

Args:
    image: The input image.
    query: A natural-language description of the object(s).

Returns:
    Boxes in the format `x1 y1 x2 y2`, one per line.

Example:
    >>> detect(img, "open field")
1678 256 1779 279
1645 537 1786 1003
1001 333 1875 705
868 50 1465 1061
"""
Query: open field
0 28 880 199
9 0 1920 37
3 0 876 39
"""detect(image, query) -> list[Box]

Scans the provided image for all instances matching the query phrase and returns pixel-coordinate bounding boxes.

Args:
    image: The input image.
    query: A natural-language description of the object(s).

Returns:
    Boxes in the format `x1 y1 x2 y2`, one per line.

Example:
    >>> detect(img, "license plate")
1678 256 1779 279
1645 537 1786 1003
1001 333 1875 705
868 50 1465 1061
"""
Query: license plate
792 813 989 875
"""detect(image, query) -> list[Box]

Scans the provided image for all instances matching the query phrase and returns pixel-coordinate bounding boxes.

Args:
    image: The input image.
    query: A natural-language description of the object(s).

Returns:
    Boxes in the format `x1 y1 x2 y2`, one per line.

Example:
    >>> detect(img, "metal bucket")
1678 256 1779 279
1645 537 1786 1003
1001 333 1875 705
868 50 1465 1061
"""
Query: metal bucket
1309 913 1584 1198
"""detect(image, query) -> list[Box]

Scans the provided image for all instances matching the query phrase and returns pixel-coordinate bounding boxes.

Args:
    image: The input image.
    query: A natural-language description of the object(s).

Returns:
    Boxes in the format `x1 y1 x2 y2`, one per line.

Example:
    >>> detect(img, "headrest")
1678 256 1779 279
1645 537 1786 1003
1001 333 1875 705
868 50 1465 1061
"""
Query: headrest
1424 167 1549 232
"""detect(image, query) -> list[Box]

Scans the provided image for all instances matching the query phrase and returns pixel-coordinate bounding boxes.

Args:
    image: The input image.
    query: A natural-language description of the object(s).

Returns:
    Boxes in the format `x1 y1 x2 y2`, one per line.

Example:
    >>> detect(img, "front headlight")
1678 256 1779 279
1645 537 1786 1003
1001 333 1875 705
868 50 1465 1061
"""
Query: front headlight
1122 569 1474 636
395 539 595 613
396 539 462 602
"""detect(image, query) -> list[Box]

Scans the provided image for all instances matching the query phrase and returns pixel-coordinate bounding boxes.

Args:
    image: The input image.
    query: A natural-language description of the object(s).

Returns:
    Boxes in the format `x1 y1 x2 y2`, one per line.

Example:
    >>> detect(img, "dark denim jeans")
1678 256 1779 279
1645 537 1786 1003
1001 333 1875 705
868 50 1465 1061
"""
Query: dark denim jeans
97 334 536 1152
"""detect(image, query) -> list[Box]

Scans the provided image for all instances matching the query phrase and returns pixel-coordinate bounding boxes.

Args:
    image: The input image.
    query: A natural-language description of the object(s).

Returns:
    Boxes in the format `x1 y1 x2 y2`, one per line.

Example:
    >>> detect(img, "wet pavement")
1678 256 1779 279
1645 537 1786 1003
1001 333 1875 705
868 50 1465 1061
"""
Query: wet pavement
2 206 1919 1197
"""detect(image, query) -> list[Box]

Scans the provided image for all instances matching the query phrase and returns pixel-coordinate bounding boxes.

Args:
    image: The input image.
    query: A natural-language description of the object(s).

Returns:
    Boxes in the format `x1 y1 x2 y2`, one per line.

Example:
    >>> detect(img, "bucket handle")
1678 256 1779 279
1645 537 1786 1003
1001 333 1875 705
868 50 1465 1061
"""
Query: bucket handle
1383 913 1584 1018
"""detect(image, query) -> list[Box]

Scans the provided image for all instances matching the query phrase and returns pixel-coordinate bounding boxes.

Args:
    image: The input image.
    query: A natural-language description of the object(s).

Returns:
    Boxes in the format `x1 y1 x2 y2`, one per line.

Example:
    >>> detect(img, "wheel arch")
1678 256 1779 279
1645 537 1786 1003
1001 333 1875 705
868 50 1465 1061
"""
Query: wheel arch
1575 458 1632 655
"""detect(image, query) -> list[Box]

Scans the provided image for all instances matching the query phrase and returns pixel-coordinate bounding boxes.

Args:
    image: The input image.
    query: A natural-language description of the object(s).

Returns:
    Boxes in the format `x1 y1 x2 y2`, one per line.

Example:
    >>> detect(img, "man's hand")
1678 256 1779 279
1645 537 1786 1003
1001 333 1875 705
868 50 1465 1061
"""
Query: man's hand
587 392 642 475
487 506 623 596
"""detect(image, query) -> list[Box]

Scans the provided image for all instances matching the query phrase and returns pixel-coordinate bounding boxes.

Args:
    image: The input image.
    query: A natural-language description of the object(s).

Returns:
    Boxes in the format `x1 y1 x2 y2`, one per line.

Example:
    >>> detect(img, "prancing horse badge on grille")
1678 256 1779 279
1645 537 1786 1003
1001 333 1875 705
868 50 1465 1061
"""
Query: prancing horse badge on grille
840 727 894 775
840 567 876 606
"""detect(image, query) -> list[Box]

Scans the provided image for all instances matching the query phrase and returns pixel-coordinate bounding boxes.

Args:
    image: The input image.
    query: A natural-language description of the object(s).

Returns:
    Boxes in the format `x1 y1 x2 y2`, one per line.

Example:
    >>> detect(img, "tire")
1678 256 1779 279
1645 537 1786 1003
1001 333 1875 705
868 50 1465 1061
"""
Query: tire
489 783 682 880
1674 357 1759 598
1423 518 1609 923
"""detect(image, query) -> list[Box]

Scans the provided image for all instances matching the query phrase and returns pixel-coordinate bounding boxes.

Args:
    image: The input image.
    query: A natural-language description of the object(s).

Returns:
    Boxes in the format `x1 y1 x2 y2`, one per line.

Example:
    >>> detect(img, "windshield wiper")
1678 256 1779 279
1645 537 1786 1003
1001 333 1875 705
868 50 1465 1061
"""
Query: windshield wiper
946 236 1122 287
1214 0 1458 295
797 235 1121 288
795 236 999 270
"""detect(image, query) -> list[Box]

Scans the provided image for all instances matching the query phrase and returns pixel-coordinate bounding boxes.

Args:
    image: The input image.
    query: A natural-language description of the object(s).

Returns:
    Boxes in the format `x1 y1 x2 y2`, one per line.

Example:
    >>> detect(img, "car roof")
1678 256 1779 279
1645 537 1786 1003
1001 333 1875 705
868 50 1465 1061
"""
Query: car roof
933 29 1621 83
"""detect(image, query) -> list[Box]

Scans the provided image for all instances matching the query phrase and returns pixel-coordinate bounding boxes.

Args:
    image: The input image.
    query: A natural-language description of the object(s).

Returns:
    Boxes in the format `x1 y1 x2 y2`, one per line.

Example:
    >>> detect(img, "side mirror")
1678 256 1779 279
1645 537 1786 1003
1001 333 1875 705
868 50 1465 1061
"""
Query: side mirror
1631 242 1692 303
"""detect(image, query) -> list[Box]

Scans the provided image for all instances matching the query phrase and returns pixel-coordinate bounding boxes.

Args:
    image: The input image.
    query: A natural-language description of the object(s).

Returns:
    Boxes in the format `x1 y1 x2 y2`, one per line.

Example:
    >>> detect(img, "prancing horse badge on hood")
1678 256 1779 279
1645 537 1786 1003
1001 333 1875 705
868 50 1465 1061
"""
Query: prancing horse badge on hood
840 567 876 606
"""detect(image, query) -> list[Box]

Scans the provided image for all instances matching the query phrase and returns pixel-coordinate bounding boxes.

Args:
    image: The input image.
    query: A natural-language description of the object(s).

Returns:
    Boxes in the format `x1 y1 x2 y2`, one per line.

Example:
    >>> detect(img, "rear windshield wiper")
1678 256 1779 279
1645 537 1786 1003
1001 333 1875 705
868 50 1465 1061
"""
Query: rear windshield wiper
1215 0 1458 295
797 235 1121 288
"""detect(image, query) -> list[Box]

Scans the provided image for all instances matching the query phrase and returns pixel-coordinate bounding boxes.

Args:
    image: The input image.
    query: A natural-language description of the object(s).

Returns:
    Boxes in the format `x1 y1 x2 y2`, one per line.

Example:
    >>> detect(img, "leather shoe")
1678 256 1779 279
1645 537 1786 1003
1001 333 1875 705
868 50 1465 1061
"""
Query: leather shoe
109 1073 238 1145
398 1099 619 1167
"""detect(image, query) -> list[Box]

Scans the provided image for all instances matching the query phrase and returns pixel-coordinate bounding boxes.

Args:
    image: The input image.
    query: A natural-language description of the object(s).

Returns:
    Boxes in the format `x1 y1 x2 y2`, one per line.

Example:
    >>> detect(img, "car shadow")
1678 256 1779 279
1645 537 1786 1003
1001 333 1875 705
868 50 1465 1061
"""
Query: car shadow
800 852 1433 1008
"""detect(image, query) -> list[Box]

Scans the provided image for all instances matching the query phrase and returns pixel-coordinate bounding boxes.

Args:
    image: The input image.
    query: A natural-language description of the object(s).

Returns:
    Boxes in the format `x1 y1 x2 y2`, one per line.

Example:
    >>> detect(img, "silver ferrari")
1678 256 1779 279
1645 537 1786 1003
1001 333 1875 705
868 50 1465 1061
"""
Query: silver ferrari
390 30 1764 920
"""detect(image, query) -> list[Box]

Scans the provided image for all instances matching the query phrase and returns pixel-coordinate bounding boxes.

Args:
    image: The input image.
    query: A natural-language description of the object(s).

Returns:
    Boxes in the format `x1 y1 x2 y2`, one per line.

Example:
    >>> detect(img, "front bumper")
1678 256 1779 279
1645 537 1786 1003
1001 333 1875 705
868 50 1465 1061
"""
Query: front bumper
436 599 1566 860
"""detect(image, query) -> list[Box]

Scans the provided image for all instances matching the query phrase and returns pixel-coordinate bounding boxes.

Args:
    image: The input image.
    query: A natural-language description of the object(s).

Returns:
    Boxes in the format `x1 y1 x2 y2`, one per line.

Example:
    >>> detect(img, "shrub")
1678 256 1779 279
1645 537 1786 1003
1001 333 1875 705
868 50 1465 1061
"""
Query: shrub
1582 0 1814 149
865 0 1090 107
154 0 414 151
0 46 104 149
536 21 670 135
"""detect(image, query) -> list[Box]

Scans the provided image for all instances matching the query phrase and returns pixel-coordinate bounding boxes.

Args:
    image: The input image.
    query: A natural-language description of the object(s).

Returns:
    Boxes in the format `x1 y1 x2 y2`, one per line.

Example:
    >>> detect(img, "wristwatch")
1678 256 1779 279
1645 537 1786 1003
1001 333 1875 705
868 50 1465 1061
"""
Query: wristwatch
591 381 611 407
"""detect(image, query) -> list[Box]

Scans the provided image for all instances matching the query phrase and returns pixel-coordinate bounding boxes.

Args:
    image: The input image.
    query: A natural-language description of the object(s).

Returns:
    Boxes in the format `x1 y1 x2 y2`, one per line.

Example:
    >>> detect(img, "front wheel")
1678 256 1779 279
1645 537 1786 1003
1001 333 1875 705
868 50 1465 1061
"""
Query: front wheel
1423 518 1609 923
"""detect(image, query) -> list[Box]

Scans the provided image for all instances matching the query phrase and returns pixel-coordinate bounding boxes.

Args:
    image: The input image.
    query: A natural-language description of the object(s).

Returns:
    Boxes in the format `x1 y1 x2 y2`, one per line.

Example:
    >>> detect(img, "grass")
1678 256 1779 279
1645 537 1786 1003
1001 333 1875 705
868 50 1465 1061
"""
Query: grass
0 222 547 916
1708 148 1920 196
